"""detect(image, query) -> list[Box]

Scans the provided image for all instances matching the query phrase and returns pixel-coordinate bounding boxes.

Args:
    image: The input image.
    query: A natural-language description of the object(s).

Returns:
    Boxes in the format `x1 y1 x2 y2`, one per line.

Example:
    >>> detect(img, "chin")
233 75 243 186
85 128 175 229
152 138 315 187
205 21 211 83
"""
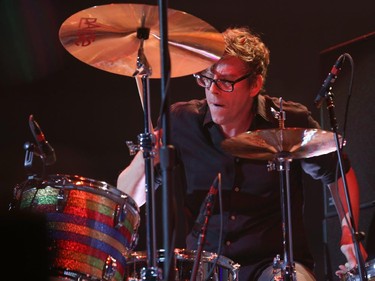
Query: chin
211 116 225 125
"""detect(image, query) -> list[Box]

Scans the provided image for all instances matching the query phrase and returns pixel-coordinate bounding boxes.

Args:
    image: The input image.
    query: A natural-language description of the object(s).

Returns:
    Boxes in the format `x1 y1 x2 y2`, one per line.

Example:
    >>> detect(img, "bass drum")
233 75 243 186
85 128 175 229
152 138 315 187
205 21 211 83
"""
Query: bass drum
12 174 141 281
124 248 240 281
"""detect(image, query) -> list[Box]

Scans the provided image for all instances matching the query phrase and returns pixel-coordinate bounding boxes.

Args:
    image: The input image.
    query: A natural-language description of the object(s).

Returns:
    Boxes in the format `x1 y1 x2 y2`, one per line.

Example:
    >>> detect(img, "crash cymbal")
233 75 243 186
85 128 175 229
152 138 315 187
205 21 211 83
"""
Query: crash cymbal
59 3 225 78
221 128 341 160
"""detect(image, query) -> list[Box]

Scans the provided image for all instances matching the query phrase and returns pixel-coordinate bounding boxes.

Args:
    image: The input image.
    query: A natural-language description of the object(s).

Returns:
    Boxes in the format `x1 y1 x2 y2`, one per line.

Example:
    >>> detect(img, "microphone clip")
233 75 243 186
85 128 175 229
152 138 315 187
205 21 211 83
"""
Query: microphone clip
314 54 346 109
28 114 56 166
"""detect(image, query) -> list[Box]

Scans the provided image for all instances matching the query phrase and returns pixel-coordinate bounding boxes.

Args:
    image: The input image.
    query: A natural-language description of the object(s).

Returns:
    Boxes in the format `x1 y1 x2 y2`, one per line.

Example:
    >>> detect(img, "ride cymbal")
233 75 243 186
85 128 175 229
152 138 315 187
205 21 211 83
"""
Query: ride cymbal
221 128 341 160
59 3 225 78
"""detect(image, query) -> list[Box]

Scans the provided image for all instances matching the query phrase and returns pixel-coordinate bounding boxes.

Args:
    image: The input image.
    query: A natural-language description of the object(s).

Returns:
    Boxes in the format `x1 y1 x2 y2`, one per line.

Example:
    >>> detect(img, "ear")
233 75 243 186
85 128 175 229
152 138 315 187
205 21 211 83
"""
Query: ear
250 75 264 97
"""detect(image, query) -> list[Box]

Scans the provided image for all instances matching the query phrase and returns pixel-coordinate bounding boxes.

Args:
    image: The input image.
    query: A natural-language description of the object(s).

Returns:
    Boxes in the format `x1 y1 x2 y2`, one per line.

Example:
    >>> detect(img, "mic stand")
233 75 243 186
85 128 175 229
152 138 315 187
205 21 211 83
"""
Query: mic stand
157 1 175 281
189 199 215 281
323 90 367 281
131 24 160 281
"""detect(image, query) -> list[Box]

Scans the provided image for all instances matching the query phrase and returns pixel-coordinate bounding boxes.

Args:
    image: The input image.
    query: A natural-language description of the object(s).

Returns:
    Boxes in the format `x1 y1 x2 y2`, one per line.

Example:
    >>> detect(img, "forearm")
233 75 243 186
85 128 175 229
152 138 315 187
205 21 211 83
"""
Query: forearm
117 129 161 208
328 167 360 244
328 167 368 271
117 151 147 207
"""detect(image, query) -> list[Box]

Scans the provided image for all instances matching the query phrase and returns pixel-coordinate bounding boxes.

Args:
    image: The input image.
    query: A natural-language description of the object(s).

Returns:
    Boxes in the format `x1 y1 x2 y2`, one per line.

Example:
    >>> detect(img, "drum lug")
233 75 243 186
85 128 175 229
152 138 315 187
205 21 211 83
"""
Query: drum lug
9 183 23 210
273 254 282 274
141 266 162 281
114 203 128 228
56 189 67 212
130 232 139 251
102 255 117 281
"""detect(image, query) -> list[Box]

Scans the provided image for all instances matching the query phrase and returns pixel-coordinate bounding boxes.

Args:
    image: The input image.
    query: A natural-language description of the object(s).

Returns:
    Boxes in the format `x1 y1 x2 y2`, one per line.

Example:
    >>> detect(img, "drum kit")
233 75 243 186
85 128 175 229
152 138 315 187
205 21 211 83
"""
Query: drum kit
8 2 371 281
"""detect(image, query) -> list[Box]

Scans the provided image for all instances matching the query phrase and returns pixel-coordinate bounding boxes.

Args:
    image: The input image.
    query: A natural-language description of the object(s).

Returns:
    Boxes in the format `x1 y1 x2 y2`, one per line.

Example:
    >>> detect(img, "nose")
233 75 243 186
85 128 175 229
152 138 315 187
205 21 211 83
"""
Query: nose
208 77 220 94
207 82 219 95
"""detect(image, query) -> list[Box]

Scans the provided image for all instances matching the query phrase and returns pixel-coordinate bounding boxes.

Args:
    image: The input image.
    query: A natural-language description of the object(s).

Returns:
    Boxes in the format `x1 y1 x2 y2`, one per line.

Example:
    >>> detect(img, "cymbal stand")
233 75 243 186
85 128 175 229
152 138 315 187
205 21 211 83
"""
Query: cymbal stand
129 24 160 281
268 98 297 280
271 153 296 281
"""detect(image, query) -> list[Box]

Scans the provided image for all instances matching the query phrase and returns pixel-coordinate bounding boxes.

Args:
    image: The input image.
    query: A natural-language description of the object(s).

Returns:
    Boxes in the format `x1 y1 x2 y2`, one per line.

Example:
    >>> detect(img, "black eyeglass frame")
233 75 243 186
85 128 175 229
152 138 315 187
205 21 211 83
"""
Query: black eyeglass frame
193 72 253 92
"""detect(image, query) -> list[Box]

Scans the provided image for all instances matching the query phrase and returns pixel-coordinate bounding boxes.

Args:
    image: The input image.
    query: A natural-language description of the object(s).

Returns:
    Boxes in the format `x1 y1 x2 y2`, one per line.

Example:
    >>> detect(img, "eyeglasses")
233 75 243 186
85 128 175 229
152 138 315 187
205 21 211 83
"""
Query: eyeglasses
193 72 252 92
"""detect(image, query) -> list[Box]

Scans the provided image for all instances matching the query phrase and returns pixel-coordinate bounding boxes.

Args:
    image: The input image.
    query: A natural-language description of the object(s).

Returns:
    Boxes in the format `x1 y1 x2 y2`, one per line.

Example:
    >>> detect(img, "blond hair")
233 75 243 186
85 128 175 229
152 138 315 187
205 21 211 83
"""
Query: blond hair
223 27 270 82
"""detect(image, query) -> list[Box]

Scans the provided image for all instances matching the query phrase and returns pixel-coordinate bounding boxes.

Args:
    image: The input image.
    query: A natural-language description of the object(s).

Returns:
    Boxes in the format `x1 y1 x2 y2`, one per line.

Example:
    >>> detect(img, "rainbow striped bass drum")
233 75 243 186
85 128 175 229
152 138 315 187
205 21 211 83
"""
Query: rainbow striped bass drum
12 174 140 281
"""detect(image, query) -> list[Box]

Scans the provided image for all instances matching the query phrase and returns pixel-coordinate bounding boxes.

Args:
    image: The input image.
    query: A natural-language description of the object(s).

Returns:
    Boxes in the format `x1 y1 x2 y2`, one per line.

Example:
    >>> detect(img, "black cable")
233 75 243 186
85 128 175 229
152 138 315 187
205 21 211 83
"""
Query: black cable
332 53 355 234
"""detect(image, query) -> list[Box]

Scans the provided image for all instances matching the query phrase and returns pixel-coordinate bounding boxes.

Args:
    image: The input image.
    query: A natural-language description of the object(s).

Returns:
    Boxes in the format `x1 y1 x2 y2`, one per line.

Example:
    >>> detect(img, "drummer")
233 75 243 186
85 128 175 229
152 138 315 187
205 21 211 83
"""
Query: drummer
117 26 367 280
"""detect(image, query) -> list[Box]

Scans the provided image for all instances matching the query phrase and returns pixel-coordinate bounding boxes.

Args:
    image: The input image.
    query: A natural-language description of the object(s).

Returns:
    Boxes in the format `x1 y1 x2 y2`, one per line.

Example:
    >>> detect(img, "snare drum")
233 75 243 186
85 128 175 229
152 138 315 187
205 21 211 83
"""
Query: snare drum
12 174 141 281
124 248 240 281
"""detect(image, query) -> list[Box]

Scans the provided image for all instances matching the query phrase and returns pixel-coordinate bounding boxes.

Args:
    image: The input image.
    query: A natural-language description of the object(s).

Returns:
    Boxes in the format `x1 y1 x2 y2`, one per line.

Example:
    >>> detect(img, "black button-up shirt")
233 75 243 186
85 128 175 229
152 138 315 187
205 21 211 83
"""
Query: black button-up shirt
157 94 348 279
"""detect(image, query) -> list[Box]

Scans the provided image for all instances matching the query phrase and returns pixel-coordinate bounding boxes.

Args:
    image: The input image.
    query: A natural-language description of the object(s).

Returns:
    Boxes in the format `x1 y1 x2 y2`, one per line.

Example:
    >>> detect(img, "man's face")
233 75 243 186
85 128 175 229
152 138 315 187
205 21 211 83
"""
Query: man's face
203 56 258 128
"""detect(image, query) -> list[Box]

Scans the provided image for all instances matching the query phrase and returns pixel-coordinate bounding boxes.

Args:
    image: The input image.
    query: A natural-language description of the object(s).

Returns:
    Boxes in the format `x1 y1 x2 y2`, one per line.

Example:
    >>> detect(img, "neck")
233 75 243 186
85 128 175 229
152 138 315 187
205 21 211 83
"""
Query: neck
221 110 255 138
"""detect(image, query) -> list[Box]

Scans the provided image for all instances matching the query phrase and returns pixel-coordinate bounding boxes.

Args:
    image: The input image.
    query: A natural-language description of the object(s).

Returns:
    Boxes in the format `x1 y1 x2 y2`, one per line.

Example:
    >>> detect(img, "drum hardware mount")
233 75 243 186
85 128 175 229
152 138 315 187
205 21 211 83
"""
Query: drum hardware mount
21 115 57 187
103 255 118 280
22 141 46 188
126 133 157 157
56 188 67 212
272 254 296 280
23 141 37 176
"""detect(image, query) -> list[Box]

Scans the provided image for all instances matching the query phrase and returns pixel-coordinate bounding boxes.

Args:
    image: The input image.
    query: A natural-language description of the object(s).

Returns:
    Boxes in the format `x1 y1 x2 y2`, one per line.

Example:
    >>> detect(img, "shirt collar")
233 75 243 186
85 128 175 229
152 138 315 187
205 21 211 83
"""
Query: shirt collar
203 94 274 128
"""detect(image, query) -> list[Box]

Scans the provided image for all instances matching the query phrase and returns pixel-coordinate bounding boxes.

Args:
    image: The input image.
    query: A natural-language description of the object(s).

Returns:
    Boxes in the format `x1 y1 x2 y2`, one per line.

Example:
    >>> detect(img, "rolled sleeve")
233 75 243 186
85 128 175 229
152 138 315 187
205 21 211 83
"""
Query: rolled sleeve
301 151 351 185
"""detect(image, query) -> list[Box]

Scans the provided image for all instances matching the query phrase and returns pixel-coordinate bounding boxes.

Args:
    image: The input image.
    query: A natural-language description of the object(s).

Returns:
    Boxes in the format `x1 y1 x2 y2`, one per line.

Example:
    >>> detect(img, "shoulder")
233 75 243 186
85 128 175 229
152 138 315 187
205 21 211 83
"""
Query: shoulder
261 94 320 128
262 94 309 113
156 99 207 130
170 99 207 118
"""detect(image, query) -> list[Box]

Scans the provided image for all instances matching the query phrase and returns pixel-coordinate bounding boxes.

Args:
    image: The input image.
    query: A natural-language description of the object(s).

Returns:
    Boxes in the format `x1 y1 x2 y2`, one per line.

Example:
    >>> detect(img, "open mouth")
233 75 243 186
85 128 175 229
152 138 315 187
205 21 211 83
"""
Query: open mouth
211 102 224 107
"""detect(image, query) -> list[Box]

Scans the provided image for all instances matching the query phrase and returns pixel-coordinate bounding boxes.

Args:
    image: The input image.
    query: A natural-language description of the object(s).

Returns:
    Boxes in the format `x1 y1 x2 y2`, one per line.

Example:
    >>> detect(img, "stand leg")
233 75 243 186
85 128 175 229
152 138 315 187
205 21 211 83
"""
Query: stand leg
275 155 296 281
131 73 160 281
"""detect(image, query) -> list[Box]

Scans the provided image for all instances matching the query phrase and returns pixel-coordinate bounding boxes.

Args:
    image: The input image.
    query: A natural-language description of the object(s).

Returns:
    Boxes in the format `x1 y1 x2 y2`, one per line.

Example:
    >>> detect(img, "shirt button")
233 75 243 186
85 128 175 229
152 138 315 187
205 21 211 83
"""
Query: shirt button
234 187 240 192
225 241 231 246
235 158 240 163
230 215 236 220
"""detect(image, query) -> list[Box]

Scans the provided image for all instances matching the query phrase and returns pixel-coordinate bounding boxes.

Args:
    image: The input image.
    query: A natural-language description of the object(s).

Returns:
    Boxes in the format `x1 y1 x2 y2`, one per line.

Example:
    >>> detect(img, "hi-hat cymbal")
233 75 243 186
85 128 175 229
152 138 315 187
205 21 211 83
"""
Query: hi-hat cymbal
221 128 341 160
59 3 225 78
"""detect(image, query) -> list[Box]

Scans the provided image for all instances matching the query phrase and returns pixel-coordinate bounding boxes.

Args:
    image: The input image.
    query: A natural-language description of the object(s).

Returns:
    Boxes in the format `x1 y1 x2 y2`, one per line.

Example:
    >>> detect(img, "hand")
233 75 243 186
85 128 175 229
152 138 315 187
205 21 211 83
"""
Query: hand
152 129 162 164
335 263 350 280
335 243 368 279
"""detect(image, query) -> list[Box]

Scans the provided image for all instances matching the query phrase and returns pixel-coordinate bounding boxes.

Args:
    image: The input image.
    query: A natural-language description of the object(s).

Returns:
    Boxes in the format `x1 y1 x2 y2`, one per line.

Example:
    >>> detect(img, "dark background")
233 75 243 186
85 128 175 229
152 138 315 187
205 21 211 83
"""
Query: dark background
1 1 375 280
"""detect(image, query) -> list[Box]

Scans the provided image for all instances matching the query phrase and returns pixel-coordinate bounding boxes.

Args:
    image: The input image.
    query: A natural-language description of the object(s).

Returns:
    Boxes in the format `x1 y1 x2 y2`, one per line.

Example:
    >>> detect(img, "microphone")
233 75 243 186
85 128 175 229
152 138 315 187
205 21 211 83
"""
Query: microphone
28 114 56 166
191 173 220 238
314 54 345 109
